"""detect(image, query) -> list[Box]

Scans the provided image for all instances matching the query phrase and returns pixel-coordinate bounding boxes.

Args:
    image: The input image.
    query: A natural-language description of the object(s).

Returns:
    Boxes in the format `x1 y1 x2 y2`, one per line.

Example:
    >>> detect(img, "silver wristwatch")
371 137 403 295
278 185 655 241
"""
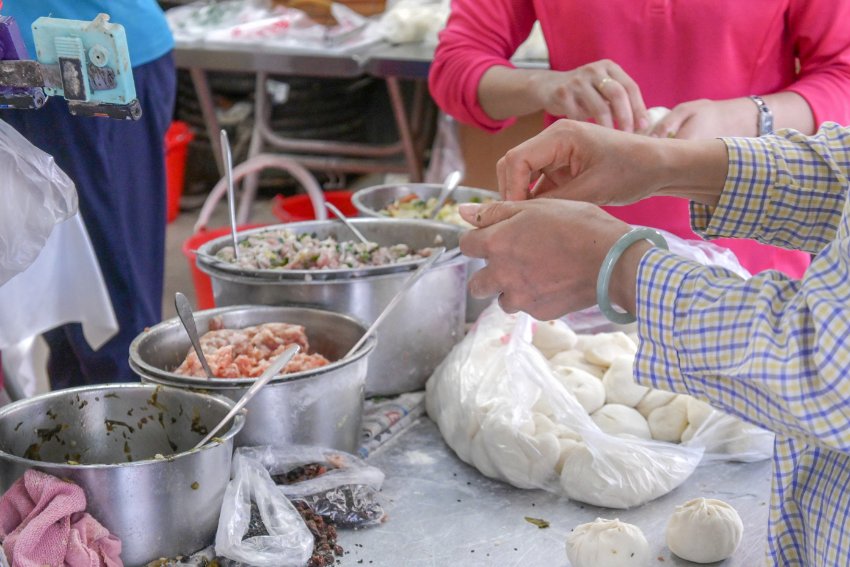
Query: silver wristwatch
750 95 774 136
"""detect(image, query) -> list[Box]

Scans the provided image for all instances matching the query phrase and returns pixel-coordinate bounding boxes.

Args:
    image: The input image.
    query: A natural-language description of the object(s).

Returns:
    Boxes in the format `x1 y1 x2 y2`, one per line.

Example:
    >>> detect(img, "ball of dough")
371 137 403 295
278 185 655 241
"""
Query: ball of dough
532 319 578 358
577 332 638 368
566 518 650 567
666 497 743 563
591 404 651 440
636 389 677 419
549 350 606 379
555 366 606 414
601 356 649 407
648 395 690 443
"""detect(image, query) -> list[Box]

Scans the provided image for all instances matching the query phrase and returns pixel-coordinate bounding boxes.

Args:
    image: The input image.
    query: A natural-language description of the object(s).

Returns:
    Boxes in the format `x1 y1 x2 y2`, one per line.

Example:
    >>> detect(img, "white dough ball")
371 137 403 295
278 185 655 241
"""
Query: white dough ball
666 498 743 563
532 319 578 358
577 332 638 368
686 397 715 432
647 106 671 129
555 366 606 414
549 350 606 379
636 389 677 419
602 356 649 407
566 518 650 567
591 404 651 440
555 437 583 476
648 395 690 443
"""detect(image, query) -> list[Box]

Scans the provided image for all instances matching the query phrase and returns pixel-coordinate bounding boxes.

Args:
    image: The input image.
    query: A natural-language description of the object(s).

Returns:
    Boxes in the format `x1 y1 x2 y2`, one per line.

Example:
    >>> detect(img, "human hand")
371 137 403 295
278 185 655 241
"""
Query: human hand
531 60 649 133
649 98 758 139
458 199 640 320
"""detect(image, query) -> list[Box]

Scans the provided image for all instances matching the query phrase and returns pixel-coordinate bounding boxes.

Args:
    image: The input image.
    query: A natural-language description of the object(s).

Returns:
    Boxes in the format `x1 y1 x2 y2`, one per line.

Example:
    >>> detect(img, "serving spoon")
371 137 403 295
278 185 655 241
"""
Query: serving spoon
428 170 462 220
325 201 370 245
193 344 300 449
174 292 214 379
220 129 240 261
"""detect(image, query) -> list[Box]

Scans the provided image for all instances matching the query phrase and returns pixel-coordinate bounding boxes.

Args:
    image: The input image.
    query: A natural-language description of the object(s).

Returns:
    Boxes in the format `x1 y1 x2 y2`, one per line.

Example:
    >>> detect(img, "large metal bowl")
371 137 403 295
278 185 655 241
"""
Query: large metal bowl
130 305 375 452
0 384 243 566
351 183 497 322
196 220 467 396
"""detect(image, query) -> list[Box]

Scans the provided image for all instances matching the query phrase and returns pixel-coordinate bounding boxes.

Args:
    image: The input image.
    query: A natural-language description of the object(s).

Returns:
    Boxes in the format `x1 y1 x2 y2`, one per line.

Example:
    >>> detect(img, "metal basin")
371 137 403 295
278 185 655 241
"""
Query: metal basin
195 220 467 396
351 182 496 322
130 305 375 452
0 383 243 566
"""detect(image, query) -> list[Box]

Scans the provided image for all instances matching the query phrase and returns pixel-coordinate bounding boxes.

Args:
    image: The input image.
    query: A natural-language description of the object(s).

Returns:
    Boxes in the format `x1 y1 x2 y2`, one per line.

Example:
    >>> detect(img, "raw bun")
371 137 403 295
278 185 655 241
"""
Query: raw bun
681 397 715 443
554 366 606 414
532 319 578 358
549 350 606 379
601 356 649 407
636 389 677 419
648 395 690 443
577 332 638 368
566 518 650 567
647 106 671 129
591 404 651 440
666 497 743 563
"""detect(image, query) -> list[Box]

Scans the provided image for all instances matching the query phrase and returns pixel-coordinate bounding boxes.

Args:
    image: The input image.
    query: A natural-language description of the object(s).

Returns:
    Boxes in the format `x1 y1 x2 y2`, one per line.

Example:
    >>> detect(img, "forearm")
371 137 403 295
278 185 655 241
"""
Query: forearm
478 66 548 121
763 91 816 134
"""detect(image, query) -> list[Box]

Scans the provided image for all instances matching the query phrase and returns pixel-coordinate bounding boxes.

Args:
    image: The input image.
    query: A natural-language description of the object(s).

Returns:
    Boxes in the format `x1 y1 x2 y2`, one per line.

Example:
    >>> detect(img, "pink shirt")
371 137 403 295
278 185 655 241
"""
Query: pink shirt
430 0 850 278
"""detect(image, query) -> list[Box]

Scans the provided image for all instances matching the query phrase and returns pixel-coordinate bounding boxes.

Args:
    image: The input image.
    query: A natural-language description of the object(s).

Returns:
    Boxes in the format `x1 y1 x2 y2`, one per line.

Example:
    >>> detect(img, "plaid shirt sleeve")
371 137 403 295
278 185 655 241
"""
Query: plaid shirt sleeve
634 123 850 452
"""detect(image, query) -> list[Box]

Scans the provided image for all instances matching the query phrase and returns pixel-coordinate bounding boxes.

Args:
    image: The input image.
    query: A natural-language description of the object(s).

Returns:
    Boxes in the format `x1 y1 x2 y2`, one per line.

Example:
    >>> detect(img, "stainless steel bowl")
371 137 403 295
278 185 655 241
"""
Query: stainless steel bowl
351 183 497 322
195 220 467 396
130 305 375 452
0 384 243 566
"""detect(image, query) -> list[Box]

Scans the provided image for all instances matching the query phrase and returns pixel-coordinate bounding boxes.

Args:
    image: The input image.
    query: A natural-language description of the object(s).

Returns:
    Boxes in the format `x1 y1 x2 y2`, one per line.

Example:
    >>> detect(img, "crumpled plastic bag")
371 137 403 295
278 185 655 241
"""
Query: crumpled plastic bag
0 119 77 286
215 452 314 566
377 0 448 45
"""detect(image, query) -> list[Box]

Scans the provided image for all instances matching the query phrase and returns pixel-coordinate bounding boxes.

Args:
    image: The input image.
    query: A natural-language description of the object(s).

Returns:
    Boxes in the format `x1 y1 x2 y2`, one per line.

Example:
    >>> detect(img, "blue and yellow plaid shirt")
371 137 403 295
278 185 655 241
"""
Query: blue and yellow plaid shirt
634 123 850 566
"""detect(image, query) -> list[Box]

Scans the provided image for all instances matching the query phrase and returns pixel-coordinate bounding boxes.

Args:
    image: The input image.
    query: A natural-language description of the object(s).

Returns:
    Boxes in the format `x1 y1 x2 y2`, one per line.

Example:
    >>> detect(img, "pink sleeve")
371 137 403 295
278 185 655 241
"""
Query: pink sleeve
428 0 536 132
784 0 850 126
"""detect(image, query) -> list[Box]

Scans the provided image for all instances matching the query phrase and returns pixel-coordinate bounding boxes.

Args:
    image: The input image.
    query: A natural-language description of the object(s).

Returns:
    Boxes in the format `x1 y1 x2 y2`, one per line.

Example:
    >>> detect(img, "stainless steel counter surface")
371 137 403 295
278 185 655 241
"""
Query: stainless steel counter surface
338 417 772 566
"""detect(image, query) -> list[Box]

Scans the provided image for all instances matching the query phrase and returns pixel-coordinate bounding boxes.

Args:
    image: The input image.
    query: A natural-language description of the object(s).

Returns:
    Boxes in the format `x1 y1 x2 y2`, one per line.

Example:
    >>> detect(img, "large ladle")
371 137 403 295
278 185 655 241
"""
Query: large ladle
174 292 214 380
344 247 445 359
193 343 300 449
428 170 462 220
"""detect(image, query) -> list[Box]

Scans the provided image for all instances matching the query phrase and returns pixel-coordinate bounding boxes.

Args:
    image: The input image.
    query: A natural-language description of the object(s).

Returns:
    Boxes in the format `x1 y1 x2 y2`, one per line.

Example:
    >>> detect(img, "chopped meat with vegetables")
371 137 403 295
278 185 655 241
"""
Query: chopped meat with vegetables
379 193 495 227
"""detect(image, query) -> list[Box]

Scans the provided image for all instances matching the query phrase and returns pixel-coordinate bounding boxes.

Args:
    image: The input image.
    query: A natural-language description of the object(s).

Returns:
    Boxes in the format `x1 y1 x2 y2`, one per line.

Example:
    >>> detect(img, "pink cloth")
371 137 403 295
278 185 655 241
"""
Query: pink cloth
0 470 122 567
429 0 850 278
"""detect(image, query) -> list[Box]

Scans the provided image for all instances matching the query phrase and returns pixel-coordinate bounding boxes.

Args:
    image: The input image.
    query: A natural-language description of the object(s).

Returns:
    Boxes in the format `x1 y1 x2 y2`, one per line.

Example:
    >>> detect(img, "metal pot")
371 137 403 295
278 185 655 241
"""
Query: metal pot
130 305 375 452
195 220 467 396
0 384 243 566
351 182 496 322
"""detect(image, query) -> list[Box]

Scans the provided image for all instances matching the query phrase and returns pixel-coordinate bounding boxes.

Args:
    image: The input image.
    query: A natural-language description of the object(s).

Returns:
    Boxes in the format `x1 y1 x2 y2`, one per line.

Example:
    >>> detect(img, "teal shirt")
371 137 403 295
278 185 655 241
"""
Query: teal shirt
2 0 173 67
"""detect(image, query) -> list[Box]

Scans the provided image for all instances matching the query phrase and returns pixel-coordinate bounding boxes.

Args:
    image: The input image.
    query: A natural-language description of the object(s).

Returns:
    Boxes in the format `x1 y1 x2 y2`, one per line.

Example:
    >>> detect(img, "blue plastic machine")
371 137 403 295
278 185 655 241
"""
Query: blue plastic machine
0 11 141 120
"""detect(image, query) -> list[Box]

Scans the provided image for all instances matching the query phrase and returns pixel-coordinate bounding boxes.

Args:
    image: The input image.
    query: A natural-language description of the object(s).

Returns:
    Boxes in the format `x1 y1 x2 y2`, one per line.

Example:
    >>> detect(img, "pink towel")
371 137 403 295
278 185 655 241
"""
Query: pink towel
0 469 122 567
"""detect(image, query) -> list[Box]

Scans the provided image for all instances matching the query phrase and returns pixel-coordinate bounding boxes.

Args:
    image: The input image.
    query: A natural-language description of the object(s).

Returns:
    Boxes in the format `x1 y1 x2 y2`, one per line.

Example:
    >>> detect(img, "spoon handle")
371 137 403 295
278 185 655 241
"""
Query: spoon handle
194 344 300 449
325 202 370 245
220 129 240 261
174 292 215 380
428 170 462 220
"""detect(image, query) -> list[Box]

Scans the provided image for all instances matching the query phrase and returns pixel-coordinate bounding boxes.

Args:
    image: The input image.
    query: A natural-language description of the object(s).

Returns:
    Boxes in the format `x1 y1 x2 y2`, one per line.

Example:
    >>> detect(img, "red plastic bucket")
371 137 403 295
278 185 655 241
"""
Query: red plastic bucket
164 121 194 223
181 224 263 310
272 190 356 222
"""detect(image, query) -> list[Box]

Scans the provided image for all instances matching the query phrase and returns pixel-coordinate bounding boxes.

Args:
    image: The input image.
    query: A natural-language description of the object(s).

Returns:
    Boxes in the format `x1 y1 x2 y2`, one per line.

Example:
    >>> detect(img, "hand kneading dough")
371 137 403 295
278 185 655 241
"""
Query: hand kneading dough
566 518 650 567
636 389 677 419
666 498 743 563
648 395 690 443
592 404 651 440
549 350 606 379
554 366 606 414
601 356 649 407
532 319 578 358
577 332 638 368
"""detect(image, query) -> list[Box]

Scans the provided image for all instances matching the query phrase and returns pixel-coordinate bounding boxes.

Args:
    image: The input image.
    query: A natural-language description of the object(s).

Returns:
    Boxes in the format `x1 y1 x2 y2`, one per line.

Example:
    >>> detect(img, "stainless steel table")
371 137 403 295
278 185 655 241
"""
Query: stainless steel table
338 417 772 566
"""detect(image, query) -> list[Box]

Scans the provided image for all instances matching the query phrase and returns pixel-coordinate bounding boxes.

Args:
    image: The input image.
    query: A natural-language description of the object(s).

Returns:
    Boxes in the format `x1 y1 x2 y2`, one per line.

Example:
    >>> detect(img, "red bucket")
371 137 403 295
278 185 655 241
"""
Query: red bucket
272 190 356 222
181 224 263 310
164 121 194 223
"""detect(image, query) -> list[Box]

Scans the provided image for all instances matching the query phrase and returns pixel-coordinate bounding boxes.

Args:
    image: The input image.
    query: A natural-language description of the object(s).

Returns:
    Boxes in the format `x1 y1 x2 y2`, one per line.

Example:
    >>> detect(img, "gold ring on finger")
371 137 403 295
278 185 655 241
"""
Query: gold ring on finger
595 76 614 93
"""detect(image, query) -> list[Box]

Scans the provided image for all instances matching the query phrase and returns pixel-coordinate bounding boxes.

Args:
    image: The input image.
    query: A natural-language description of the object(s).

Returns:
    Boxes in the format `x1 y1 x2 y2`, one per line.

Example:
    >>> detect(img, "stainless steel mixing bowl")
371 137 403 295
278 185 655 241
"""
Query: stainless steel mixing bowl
195 220 467 396
351 182 496 322
0 383 243 566
130 305 375 452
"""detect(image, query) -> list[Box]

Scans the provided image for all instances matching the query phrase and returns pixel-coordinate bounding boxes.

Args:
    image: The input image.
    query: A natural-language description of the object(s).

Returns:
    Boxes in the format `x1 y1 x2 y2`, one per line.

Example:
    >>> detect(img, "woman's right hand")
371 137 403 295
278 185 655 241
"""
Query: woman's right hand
530 60 649 133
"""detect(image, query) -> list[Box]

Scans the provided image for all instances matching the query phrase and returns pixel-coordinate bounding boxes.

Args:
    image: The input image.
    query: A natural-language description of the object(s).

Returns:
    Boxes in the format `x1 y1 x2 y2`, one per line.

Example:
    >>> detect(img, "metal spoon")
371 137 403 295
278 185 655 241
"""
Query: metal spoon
325 201 370 245
174 292 214 380
193 344 300 449
220 129 240 261
428 170 462 220
345 247 445 358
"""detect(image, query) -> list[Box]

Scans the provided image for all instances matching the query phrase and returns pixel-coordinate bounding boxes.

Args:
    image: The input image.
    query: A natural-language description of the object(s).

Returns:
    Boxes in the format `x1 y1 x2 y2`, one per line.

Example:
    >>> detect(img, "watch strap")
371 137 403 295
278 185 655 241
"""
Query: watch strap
750 95 774 136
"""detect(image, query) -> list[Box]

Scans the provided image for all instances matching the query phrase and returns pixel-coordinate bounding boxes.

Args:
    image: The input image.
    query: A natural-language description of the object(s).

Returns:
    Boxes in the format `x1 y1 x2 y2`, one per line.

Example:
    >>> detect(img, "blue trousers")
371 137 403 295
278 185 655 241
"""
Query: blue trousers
1 52 176 389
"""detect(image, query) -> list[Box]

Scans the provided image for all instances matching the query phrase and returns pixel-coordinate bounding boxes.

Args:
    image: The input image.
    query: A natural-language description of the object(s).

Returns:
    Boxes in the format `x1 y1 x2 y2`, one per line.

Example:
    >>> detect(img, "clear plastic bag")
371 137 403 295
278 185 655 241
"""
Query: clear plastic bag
424 112 465 185
238 445 387 528
0 119 77 286
215 452 314 566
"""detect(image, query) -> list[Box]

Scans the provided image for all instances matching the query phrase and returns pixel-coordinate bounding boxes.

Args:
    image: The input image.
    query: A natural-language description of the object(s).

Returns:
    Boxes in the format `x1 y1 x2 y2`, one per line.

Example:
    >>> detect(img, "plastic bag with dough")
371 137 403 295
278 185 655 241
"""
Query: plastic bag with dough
601 355 649 407
577 332 638 367
680 397 715 443
531 319 578 358
566 518 650 567
648 395 690 443
636 389 677 419
666 497 743 563
553 366 606 413
555 437 583 476
549 349 606 378
591 404 652 440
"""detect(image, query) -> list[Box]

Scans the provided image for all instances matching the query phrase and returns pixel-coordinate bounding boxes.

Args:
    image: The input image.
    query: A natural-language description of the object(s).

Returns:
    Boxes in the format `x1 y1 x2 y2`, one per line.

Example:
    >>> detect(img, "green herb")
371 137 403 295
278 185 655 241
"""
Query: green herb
524 517 550 529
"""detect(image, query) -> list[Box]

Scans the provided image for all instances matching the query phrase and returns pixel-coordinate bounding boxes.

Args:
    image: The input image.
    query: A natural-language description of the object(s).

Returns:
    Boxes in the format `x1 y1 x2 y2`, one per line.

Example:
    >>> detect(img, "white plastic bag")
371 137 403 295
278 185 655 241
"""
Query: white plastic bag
0 119 77 286
425 112 465 184
215 452 314 566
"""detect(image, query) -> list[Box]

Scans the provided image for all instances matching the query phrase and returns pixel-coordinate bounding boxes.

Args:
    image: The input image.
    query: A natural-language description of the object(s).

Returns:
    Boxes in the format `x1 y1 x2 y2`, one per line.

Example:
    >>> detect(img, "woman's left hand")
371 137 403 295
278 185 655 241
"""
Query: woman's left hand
649 98 759 139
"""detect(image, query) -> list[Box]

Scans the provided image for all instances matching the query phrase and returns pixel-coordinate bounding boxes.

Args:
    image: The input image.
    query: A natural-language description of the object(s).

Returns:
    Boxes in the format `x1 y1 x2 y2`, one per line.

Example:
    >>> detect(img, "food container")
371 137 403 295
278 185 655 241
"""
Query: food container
351 182 496 322
195 220 467 396
0 384 243 566
130 305 376 452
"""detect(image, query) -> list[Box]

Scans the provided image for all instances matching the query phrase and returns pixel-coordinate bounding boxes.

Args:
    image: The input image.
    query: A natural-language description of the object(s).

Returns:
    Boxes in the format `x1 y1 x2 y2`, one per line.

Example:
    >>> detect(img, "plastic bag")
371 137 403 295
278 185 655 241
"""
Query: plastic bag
424 112 465 185
0 119 77 286
377 0 448 45
215 452 314 566
239 445 387 528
